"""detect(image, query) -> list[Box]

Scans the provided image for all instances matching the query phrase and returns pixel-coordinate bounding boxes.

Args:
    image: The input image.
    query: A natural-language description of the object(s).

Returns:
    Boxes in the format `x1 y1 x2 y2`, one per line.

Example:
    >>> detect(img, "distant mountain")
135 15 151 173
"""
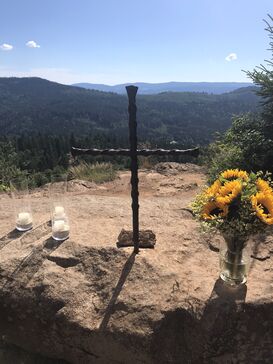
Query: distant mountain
0 77 260 145
72 81 254 95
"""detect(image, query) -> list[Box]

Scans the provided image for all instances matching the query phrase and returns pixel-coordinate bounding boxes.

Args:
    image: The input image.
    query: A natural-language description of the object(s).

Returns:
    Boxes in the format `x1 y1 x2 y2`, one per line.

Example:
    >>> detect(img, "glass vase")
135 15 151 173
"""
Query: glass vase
219 236 252 285
10 178 33 231
49 174 70 241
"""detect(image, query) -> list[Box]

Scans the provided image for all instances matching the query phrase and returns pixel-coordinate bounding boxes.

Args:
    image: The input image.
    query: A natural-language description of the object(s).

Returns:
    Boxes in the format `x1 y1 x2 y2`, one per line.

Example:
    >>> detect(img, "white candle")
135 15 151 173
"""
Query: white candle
52 220 69 233
53 220 65 232
17 212 32 225
54 206 65 218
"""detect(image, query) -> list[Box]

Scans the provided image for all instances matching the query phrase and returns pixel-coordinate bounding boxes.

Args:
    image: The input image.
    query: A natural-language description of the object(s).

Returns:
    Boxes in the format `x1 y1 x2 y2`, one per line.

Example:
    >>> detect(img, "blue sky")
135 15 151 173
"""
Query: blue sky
0 0 272 84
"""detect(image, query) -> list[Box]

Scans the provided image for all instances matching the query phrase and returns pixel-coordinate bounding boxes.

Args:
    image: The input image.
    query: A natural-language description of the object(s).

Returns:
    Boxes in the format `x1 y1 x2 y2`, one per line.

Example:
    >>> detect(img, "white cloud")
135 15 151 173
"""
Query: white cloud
225 53 237 62
26 40 40 48
0 43 13 51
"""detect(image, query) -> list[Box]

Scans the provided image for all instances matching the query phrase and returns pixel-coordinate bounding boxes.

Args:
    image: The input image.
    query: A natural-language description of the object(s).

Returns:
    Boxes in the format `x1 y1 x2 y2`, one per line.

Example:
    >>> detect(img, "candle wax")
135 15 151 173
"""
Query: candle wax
52 220 69 232
54 206 65 217
17 212 32 225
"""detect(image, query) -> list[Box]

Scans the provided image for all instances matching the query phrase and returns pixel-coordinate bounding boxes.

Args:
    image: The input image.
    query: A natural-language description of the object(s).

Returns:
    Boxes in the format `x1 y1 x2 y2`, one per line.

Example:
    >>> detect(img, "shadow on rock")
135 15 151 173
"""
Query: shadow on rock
208 278 247 304
2 236 65 288
0 221 52 252
0 229 24 250
151 307 204 364
99 252 136 330
197 278 247 362
200 278 247 331
151 279 247 364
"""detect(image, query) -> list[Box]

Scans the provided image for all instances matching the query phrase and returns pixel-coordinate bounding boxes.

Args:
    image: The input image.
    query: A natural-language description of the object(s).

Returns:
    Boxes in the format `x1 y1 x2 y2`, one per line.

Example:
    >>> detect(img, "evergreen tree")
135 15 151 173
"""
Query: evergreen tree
245 14 273 133
0 141 24 188
206 15 273 177
244 15 273 172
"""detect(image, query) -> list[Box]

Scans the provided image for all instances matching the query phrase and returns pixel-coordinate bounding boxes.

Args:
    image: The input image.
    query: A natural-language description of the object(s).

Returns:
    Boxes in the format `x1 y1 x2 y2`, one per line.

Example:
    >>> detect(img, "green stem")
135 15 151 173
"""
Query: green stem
226 246 243 280
224 235 246 283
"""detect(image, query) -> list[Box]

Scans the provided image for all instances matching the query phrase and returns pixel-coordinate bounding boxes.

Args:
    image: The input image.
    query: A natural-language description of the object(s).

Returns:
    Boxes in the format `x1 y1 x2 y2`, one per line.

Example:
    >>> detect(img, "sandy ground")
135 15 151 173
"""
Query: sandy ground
0 167 206 252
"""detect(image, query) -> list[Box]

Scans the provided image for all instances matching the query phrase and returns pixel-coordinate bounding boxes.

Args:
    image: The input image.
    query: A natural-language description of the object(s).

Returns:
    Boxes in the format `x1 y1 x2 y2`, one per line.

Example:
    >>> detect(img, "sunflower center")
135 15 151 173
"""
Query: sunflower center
226 176 238 181
211 208 223 215
261 205 270 215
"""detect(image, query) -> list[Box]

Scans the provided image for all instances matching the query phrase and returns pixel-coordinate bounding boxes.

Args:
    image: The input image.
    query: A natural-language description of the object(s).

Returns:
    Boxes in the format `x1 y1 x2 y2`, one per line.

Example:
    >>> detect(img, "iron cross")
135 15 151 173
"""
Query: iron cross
71 86 199 254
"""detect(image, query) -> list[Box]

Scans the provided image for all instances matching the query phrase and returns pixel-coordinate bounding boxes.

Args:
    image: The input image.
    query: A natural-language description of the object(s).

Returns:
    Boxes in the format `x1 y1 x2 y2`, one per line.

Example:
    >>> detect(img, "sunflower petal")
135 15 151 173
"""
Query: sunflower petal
251 192 273 225
221 169 249 181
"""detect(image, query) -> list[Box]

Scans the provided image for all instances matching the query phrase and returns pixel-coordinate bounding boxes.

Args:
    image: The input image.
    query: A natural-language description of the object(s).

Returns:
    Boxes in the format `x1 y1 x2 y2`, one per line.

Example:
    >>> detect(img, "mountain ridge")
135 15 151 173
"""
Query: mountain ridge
72 81 254 95
0 77 259 145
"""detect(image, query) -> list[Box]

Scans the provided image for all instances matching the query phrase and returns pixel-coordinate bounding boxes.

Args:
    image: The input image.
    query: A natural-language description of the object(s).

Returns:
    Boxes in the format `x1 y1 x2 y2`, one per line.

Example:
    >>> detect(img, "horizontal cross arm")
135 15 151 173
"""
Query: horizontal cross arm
136 147 199 156
71 147 199 157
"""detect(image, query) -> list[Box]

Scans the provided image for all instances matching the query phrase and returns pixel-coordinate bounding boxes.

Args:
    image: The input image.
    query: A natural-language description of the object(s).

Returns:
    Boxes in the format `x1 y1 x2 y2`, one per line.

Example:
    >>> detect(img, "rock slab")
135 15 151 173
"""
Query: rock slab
0 167 273 363
1 221 273 364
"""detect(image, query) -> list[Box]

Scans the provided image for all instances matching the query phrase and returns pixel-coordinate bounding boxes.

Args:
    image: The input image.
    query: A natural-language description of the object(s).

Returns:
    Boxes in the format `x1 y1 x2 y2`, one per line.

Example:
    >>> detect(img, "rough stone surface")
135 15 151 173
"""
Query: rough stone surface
0 337 67 364
0 167 273 363
117 229 156 248
155 162 203 175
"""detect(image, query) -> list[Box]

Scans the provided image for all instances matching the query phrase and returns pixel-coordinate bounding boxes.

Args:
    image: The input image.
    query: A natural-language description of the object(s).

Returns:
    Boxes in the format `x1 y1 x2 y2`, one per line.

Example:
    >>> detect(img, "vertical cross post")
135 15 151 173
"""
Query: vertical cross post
126 86 139 254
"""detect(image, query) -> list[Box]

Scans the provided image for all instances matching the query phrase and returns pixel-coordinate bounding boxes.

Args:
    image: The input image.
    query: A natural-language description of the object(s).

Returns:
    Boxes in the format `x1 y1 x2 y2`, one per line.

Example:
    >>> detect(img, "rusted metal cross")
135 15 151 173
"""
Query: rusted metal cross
71 86 199 254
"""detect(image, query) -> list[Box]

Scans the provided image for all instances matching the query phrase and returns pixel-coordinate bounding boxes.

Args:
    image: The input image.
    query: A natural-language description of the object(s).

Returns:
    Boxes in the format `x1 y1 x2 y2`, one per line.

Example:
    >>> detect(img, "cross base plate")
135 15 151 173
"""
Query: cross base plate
117 229 156 249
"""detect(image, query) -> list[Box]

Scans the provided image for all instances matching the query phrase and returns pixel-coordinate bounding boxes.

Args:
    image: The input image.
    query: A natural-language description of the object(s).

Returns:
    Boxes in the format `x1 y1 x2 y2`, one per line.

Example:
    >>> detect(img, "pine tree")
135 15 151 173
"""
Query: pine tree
206 14 273 176
246 15 273 135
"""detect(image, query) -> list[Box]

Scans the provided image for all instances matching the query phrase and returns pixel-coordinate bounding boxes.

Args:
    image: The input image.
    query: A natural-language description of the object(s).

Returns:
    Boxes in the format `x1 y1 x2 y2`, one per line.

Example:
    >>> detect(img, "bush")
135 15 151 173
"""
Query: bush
205 113 273 180
204 142 244 182
28 172 50 188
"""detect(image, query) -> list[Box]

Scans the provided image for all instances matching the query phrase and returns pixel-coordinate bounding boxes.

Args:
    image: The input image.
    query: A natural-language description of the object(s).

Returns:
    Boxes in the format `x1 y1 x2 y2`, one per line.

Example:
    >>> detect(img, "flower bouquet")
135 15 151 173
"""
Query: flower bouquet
192 169 273 285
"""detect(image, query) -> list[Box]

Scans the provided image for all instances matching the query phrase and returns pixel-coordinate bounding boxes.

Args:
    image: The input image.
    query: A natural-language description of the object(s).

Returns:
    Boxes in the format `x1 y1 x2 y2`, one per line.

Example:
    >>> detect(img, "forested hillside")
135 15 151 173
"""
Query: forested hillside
0 77 259 145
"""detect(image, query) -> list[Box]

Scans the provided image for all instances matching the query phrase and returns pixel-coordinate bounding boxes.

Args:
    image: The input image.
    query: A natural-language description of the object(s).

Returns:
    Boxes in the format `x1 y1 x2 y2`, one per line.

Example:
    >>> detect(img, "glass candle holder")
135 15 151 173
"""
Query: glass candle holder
49 174 70 241
10 178 33 231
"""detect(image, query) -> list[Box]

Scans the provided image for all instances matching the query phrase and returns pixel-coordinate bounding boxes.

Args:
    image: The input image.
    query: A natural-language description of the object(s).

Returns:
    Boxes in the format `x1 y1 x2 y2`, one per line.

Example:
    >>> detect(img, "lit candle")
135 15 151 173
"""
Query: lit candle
52 220 69 233
54 206 65 218
17 212 32 225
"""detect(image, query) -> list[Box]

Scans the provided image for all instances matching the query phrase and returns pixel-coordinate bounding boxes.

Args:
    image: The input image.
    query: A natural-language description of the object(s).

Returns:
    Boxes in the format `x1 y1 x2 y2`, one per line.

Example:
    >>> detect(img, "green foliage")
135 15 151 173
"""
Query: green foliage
0 133 170 189
0 141 27 189
204 113 273 179
69 162 116 183
0 184 10 192
203 141 244 182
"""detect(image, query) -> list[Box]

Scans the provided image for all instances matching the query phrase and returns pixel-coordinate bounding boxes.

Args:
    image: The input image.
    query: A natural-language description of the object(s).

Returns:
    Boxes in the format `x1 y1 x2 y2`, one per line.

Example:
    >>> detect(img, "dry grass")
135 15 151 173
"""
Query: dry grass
138 156 155 169
69 162 117 183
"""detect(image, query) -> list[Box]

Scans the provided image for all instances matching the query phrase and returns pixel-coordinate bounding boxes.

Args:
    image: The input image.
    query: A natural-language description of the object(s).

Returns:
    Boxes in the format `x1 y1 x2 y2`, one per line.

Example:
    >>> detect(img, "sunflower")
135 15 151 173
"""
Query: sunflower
256 178 273 194
221 169 249 181
205 179 222 197
201 201 228 220
251 192 273 225
216 180 242 205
